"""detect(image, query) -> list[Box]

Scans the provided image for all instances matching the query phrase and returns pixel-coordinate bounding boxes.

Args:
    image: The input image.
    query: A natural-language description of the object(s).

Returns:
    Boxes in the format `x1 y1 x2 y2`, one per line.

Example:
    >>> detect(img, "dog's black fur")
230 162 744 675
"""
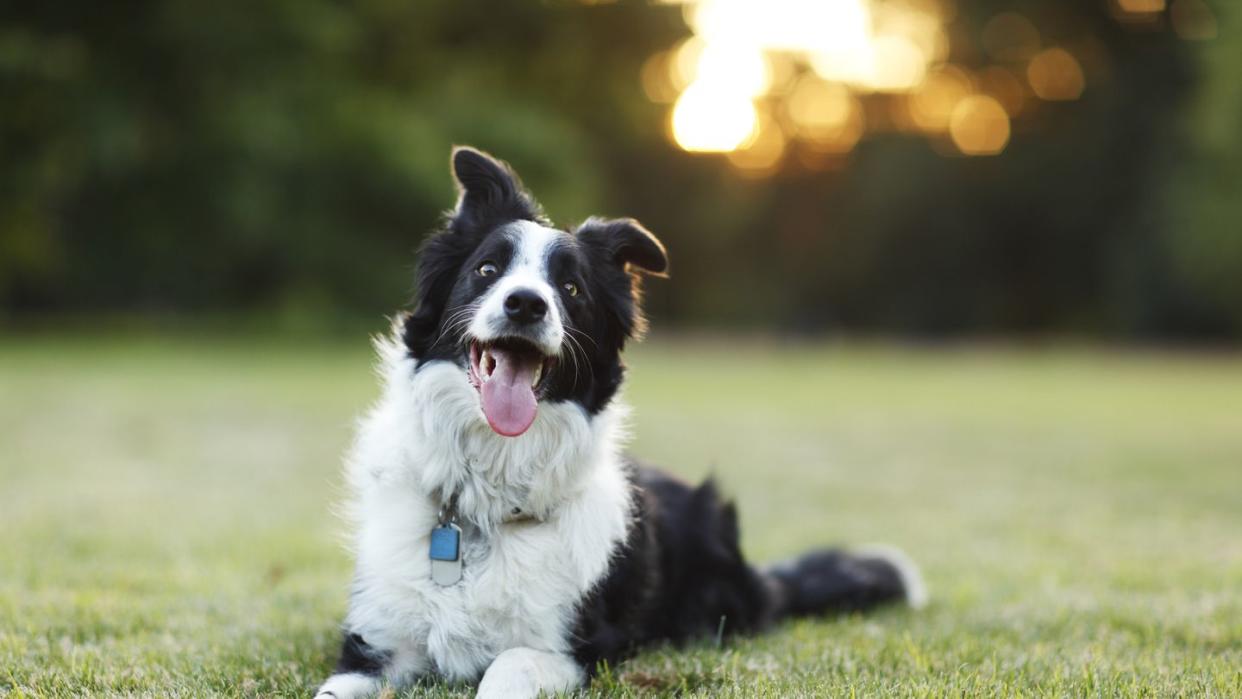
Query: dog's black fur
569 466 911 672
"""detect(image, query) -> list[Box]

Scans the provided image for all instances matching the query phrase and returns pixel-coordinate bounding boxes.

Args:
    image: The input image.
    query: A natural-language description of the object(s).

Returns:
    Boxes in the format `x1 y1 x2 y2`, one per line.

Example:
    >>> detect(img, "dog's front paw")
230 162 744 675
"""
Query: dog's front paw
477 652 539 699
477 648 583 699
315 672 381 699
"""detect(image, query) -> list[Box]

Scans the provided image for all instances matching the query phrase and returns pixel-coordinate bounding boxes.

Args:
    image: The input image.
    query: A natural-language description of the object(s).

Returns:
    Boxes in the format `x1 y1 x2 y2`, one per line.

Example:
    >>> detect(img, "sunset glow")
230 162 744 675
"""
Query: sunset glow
647 0 1184 168
672 83 757 152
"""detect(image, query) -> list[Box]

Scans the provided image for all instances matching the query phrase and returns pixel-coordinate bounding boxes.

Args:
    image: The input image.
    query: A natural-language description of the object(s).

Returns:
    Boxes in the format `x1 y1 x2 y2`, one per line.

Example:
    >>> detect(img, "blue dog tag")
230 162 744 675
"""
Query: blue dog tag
429 523 463 586
429 524 460 561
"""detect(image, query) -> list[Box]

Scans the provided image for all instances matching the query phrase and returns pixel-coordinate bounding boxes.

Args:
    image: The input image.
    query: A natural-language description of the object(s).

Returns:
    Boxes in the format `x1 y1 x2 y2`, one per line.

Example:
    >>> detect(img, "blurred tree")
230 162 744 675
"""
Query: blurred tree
0 1 672 322
0 0 1237 341
1164 2 1242 337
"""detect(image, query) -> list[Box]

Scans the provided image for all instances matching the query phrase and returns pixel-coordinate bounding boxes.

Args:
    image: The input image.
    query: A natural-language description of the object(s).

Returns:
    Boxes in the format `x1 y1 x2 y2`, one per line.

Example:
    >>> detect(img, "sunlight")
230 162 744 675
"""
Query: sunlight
662 0 945 161
672 82 757 152
688 0 873 55
646 0 1168 166
695 41 771 97
866 34 928 91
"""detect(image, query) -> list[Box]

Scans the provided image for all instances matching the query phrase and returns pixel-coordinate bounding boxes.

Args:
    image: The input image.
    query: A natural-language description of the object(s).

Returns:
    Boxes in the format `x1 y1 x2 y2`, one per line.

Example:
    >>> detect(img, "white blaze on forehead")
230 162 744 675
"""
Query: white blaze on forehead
507 219 561 274
466 220 566 355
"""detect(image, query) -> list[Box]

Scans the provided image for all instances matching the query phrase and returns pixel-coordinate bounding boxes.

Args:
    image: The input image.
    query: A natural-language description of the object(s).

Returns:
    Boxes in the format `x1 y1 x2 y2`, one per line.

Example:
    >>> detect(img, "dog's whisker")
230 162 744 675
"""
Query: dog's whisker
563 333 587 390
430 303 482 348
565 325 596 348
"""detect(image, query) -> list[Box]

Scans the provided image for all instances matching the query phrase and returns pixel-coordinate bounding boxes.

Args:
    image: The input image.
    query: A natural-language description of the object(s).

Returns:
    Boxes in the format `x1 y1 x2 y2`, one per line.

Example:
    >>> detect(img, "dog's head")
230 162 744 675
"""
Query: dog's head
402 147 667 437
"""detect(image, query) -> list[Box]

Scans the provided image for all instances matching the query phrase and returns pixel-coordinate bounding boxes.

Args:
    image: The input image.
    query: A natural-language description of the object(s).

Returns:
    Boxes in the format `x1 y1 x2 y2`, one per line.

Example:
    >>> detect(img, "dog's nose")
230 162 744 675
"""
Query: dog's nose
504 288 548 324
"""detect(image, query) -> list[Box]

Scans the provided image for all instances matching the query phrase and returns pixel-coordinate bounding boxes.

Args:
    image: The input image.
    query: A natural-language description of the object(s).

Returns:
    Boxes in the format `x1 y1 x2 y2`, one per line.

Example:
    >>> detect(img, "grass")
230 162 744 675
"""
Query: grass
2 334 1240 697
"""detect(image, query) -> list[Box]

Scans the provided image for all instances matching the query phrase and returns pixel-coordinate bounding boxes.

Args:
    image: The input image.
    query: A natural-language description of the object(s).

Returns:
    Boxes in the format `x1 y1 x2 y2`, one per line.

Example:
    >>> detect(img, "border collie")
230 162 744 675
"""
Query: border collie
315 147 926 698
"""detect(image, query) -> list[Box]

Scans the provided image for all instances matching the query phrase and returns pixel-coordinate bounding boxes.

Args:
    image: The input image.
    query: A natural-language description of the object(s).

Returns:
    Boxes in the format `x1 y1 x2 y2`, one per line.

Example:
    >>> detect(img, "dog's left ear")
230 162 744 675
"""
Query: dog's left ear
576 217 669 343
576 217 669 277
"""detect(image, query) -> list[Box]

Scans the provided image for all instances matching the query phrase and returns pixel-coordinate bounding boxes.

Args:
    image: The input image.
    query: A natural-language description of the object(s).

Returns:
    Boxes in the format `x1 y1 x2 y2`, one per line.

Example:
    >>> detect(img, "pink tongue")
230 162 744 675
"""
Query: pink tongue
480 348 539 437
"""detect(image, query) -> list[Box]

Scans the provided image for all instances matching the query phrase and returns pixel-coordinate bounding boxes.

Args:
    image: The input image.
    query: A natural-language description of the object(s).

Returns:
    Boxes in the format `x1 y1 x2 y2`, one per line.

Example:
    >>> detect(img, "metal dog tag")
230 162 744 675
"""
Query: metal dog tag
429 522 463 586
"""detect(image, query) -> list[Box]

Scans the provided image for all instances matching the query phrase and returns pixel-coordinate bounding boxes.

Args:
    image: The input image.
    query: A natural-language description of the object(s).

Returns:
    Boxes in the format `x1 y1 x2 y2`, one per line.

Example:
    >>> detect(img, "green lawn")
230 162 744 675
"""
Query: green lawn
2 335 1240 697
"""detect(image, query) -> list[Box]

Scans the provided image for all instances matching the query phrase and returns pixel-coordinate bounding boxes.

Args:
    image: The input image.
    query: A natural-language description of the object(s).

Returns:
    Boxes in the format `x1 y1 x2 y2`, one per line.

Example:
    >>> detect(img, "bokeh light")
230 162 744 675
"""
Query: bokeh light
787 77 855 137
788 76 865 155
906 65 975 133
804 105 865 156
672 83 757 152
949 95 1010 155
728 111 787 173
651 0 1193 168
640 51 680 103
689 0 873 55
1170 0 1218 40
695 41 771 97
866 34 929 92
672 36 706 89
1112 0 1167 17
1027 48 1085 101
978 66 1027 117
664 0 945 163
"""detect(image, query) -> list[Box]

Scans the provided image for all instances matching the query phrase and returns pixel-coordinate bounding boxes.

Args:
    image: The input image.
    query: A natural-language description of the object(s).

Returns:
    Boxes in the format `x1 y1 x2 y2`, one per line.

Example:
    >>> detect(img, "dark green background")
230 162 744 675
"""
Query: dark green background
2 0 1238 339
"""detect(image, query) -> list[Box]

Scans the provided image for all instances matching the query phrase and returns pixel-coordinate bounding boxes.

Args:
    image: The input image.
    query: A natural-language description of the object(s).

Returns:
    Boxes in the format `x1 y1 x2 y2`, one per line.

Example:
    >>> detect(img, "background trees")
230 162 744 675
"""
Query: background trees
2 0 1237 340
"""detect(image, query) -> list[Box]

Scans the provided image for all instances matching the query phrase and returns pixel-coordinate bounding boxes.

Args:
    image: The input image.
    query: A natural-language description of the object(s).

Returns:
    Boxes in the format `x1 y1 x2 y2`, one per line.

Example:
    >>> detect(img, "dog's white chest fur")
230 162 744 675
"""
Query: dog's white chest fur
338 338 631 683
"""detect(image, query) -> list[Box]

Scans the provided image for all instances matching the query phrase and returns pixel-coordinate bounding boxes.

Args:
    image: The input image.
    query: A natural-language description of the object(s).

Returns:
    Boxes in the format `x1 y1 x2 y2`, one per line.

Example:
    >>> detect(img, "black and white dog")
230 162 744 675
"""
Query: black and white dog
315 148 926 698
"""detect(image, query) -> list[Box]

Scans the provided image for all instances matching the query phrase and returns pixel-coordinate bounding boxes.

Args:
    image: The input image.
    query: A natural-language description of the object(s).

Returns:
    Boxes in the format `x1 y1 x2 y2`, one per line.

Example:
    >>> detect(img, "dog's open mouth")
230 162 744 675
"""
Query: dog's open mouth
467 338 556 437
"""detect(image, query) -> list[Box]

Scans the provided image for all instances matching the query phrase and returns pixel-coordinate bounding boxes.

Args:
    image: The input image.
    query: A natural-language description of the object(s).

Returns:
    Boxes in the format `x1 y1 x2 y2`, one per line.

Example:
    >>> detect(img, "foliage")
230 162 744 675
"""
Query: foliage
0 1 672 317
1166 2 1242 335
1 1 1239 339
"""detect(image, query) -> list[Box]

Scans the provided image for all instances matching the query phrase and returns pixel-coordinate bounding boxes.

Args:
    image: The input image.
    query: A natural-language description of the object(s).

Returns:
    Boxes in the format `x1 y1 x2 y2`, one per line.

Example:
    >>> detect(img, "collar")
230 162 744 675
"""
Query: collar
503 506 540 525
437 491 543 527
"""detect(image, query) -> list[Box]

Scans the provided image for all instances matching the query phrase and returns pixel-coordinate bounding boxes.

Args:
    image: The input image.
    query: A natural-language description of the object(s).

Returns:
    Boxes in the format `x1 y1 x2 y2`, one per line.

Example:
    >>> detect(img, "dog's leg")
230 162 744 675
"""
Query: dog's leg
314 672 380 699
475 647 584 699
316 631 422 699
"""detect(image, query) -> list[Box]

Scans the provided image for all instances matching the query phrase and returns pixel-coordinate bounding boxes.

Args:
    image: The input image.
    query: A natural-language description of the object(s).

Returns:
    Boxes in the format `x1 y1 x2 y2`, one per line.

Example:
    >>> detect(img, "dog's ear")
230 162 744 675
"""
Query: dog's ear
403 230 472 359
449 146 543 233
576 217 669 276
576 217 669 343
403 148 544 358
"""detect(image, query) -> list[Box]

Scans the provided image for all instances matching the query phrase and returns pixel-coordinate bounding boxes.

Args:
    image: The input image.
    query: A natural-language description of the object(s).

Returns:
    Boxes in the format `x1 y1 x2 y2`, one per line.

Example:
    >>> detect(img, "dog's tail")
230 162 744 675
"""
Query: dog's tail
761 544 928 622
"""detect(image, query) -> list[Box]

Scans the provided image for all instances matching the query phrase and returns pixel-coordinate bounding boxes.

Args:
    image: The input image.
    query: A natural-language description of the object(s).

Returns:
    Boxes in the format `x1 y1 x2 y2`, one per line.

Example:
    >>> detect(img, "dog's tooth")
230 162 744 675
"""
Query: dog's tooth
532 362 542 387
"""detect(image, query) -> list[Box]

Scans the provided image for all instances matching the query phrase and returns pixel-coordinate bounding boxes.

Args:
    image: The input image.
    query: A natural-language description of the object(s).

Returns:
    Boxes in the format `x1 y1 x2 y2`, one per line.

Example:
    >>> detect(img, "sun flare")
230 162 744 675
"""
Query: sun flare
646 0 1149 167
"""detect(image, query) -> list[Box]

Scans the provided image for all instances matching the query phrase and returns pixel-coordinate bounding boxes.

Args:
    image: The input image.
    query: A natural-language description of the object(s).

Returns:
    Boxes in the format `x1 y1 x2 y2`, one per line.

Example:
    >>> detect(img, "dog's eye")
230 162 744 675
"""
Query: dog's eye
563 281 579 297
477 262 499 277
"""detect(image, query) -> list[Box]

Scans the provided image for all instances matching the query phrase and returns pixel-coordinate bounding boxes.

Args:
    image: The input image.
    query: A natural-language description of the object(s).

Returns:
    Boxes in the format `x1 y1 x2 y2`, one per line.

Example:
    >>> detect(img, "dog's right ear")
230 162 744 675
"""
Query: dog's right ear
449 146 543 234
403 229 469 359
